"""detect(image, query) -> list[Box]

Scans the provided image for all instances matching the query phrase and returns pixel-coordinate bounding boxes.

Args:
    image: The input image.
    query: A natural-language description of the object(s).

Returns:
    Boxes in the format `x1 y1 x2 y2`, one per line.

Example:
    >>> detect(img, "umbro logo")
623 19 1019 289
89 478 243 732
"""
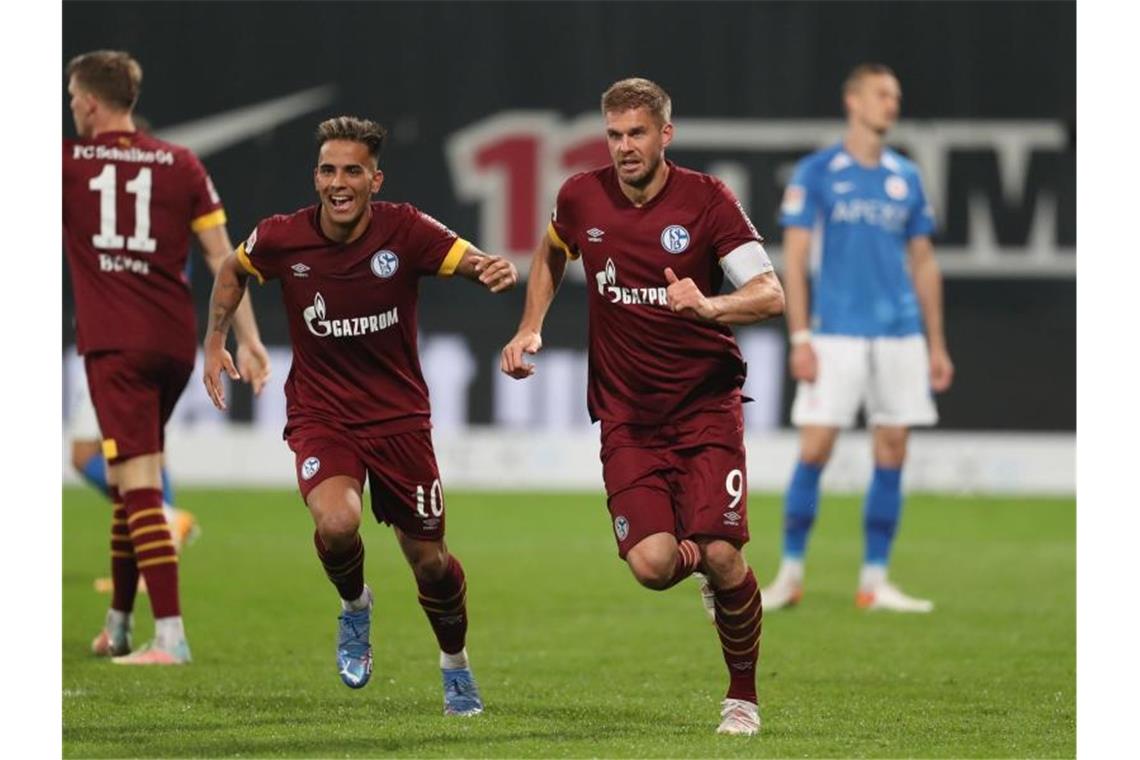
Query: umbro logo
833 181 855 194
587 227 605 243
291 263 311 278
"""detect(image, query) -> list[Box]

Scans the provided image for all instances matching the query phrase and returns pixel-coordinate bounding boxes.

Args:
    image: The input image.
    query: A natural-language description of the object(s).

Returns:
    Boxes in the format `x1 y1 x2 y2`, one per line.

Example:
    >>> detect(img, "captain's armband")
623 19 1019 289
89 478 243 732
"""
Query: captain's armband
719 241 774 288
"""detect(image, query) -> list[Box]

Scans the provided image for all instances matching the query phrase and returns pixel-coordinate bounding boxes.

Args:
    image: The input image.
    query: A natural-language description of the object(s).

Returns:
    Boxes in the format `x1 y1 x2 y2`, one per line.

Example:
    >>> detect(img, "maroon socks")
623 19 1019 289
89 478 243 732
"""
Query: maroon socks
122 488 179 618
416 555 468 655
713 567 763 704
314 531 365 602
108 486 138 613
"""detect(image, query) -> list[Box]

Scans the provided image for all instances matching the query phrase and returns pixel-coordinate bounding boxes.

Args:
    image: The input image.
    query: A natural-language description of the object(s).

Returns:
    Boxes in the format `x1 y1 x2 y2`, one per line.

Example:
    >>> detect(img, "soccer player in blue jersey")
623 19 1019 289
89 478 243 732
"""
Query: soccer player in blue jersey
763 63 954 613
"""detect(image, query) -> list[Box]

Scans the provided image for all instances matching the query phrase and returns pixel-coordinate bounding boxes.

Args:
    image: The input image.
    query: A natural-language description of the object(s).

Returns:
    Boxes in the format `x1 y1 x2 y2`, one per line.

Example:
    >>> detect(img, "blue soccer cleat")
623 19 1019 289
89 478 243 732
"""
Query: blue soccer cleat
442 666 484 716
336 586 373 689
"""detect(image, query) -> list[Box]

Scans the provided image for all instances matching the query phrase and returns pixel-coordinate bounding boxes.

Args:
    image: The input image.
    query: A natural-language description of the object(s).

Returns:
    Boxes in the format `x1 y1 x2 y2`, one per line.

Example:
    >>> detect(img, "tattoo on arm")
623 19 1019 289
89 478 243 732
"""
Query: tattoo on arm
207 262 248 337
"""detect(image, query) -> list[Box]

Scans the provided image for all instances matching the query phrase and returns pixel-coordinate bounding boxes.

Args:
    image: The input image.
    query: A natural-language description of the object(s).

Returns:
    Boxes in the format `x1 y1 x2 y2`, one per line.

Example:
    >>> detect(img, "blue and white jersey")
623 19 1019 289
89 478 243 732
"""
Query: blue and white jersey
780 143 935 337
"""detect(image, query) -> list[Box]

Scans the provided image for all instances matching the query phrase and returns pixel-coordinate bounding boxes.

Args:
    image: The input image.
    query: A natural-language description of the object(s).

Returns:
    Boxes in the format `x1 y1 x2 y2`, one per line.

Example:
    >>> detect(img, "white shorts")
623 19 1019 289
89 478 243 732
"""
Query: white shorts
791 334 938 429
68 363 102 441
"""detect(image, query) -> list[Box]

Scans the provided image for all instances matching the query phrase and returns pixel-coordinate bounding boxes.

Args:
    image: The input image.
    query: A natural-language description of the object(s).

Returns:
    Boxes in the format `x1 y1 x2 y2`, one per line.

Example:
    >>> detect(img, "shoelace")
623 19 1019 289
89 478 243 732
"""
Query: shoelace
338 612 370 656
339 611 367 635
721 701 754 720
445 673 476 699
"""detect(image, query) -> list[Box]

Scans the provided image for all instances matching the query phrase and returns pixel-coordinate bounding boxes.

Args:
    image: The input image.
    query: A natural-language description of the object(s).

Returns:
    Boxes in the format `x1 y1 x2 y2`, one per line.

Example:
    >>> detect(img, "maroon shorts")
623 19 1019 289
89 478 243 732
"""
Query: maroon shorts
600 400 749 558
83 350 194 464
287 421 446 540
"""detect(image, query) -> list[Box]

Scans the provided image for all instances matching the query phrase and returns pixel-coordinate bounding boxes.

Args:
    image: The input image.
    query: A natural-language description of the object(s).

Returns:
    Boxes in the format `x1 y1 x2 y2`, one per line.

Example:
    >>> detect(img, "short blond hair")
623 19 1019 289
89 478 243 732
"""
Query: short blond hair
601 77 672 125
66 50 142 112
843 63 898 96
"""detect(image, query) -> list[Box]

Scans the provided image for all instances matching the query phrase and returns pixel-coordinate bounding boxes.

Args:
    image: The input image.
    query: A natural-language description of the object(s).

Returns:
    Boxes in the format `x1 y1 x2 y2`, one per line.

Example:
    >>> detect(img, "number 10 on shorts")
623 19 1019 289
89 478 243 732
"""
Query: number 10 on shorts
415 479 444 518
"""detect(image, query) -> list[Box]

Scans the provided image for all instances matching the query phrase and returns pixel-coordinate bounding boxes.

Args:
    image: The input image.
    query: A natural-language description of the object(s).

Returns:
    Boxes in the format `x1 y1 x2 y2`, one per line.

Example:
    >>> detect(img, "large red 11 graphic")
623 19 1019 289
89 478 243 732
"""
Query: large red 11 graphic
447 114 608 258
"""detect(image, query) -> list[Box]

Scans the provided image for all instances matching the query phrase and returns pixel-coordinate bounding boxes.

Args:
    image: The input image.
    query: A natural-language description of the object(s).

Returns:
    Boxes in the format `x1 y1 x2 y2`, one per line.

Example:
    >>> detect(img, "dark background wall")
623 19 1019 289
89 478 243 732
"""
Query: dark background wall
62 1 1076 431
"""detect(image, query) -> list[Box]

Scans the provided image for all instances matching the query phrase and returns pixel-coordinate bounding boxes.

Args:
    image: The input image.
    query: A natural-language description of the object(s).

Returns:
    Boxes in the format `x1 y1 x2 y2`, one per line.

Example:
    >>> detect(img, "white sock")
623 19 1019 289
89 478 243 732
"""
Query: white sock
106 608 131 631
440 647 469 670
155 616 185 649
342 585 371 612
779 558 805 582
859 564 888 590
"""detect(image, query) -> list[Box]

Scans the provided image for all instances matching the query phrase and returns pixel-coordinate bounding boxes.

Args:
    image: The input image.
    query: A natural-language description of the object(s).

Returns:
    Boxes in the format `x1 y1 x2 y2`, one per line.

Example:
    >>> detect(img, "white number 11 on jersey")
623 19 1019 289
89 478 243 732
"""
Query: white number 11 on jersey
88 164 157 253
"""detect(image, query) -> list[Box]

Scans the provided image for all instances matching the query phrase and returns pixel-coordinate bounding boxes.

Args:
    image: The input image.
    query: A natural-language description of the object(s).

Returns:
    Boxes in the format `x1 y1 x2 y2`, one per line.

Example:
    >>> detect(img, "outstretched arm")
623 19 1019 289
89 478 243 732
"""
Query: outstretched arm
203 254 253 411
452 244 519 293
500 231 568 379
197 225 271 395
908 235 954 392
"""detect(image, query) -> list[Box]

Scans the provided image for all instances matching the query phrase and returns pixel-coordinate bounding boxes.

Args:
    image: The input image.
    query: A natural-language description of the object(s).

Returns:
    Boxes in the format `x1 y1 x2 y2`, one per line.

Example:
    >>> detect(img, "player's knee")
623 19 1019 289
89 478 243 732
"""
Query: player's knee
315 509 361 548
799 428 838 465
799 439 834 466
626 551 674 591
699 540 745 586
71 449 90 474
873 432 908 466
71 441 100 474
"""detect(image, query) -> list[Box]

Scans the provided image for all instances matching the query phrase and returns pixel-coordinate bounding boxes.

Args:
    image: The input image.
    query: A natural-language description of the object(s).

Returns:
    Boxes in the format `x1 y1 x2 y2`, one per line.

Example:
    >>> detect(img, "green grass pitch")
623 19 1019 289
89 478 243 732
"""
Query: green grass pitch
63 486 1074 757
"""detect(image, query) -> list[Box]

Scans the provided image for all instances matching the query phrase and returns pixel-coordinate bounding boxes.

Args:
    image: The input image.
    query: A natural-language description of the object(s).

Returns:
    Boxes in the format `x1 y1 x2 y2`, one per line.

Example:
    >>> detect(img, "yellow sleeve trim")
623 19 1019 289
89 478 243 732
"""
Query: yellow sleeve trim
190 208 227 232
437 238 470 277
234 242 265 285
101 438 118 460
547 221 578 260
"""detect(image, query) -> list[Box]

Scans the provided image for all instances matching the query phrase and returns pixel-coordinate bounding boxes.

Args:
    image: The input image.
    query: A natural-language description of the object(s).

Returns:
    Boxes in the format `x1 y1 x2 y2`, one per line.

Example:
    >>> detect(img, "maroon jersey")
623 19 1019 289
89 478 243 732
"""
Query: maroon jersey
237 202 468 438
63 130 225 362
549 162 763 423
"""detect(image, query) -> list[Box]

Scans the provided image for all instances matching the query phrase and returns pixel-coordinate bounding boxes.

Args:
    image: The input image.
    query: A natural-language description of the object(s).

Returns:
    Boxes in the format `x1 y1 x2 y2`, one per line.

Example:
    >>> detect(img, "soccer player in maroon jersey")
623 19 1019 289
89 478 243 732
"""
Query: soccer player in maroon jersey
501 78 785 735
64 50 270 665
202 116 517 714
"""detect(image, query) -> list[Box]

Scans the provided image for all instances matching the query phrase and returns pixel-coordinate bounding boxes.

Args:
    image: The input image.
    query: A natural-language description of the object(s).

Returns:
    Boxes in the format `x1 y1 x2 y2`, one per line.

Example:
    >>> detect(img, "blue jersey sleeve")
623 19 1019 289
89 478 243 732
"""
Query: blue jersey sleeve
905 170 936 240
778 160 820 229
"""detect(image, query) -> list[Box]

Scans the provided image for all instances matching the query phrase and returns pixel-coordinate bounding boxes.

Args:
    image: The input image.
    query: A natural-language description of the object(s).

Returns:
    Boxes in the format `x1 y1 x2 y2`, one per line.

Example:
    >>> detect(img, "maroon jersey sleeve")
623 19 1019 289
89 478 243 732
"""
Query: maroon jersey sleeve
548 176 582 260
236 217 285 284
705 179 764 258
401 205 469 276
183 151 226 233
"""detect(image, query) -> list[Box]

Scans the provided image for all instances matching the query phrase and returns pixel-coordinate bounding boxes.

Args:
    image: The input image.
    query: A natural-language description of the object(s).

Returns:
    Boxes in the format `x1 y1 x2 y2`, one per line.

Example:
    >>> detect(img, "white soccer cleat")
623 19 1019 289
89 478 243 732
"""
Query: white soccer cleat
856 581 934 613
112 638 192 665
717 698 761 736
693 572 716 622
760 572 803 611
